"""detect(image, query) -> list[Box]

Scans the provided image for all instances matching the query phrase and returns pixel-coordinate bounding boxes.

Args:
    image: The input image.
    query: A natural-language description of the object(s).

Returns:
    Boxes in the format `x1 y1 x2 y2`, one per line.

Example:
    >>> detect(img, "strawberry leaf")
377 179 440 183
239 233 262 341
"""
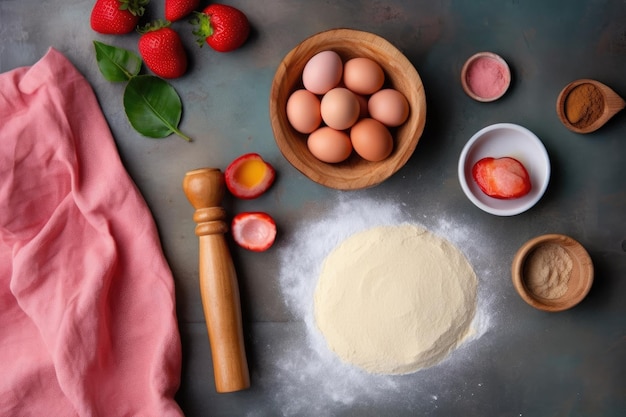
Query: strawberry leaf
123 75 192 142
93 41 142 82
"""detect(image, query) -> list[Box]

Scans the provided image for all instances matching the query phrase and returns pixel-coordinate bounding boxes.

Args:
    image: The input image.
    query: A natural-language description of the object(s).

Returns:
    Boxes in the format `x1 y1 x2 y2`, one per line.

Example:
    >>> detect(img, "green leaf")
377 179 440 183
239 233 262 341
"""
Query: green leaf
93 41 142 82
123 75 192 142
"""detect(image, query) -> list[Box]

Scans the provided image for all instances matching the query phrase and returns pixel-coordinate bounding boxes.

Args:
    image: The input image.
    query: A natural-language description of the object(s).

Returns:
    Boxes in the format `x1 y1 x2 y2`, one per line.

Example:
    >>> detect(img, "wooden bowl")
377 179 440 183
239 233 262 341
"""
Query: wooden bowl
511 234 594 312
556 79 625 134
269 28 427 190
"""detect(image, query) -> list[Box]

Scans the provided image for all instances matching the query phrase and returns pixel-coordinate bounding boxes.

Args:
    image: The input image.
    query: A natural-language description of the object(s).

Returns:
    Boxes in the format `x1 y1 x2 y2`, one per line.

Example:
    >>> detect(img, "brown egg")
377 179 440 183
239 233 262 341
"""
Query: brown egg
343 57 385 95
320 87 360 130
307 126 353 163
368 88 409 127
286 89 322 134
350 118 393 162
355 94 370 118
302 50 343 95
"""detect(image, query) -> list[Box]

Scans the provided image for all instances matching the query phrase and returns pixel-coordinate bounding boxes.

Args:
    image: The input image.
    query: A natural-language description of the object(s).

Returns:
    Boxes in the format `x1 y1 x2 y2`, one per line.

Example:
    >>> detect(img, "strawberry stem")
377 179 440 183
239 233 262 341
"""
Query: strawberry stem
189 12 213 47
120 0 149 17
137 19 171 34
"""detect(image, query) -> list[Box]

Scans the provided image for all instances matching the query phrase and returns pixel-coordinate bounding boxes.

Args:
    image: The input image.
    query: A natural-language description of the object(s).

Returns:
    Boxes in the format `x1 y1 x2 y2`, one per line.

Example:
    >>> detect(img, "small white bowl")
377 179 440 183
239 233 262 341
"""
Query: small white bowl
458 123 550 216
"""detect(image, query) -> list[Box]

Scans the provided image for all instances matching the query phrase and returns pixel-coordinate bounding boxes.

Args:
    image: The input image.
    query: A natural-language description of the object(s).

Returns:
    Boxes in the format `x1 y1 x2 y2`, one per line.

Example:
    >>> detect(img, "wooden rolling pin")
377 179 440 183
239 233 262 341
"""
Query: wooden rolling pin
182 168 250 393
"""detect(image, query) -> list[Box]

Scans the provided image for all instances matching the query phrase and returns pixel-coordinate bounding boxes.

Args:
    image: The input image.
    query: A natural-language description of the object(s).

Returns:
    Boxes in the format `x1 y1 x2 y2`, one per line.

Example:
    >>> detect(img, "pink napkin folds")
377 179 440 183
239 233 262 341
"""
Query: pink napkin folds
0 48 183 416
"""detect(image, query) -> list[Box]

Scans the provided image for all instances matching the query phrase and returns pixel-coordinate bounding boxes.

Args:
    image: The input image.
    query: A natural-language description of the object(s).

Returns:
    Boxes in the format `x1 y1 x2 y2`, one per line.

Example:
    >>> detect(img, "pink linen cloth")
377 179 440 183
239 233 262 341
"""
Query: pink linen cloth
0 48 183 416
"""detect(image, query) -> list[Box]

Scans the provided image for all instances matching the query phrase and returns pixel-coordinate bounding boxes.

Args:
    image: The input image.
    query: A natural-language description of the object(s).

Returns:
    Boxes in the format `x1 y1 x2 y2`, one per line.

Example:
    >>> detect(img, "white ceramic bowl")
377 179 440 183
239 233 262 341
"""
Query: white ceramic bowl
458 123 550 216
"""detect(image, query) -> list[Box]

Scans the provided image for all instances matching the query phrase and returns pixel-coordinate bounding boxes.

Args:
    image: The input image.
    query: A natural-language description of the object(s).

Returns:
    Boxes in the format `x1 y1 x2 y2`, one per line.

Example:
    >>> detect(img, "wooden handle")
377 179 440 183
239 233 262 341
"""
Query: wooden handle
183 168 250 393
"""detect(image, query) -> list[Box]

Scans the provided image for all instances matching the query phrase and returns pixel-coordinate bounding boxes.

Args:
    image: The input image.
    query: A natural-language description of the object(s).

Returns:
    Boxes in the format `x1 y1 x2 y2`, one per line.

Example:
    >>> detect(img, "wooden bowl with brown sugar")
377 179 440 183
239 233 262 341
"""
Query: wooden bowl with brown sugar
511 234 594 312
556 79 625 134
269 28 427 190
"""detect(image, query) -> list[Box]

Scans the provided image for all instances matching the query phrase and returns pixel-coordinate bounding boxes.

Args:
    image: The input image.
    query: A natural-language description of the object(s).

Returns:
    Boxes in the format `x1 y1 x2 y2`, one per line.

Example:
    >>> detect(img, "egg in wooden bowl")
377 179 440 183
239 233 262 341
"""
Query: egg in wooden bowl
269 28 427 190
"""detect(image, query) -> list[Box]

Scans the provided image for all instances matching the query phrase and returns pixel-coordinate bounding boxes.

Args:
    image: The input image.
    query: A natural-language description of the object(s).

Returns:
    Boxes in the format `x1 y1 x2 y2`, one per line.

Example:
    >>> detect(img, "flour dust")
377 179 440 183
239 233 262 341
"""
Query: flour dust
261 195 498 417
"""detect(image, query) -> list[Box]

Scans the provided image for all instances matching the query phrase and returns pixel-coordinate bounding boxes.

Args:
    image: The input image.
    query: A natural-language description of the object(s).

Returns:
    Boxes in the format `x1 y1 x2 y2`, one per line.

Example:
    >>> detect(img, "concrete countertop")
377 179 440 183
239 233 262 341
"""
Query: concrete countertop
1 1 625 415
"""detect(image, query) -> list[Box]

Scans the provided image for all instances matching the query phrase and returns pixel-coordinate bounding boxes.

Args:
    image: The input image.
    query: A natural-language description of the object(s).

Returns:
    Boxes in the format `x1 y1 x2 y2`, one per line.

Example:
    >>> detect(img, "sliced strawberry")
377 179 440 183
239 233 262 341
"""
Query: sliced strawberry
231 212 277 252
472 157 532 199
224 153 276 199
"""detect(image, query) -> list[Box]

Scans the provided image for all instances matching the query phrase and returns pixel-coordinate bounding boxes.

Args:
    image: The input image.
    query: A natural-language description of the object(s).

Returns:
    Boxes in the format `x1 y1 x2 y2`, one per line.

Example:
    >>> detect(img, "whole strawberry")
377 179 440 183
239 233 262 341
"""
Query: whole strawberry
165 0 200 22
138 21 188 79
190 4 250 52
90 0 148 35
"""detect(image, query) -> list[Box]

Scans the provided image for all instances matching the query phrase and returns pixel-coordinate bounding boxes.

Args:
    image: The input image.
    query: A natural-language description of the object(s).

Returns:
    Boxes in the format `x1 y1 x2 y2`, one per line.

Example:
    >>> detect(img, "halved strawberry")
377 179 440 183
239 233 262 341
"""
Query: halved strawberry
472 157 532 199
231 212 277 252
224 153 276 199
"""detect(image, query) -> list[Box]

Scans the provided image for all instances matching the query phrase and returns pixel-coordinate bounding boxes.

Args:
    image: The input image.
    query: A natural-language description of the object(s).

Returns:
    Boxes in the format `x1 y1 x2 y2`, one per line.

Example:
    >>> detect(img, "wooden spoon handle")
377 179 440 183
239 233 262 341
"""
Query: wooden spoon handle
183 168 250 393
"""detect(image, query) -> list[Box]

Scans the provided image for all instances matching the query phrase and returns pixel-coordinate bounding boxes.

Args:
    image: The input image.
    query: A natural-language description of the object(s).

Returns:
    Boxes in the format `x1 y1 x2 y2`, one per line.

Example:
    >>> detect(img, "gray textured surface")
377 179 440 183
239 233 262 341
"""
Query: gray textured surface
1 1 625 416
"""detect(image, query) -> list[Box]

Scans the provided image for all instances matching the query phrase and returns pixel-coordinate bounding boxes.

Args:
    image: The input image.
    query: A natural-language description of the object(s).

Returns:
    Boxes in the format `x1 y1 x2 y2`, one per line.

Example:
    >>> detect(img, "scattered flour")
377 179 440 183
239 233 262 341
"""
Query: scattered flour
265 195 497 416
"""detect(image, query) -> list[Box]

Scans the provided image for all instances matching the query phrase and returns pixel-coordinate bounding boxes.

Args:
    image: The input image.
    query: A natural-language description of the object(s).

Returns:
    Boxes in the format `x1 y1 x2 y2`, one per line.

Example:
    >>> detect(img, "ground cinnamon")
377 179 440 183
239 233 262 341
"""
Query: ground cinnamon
564 83 604 128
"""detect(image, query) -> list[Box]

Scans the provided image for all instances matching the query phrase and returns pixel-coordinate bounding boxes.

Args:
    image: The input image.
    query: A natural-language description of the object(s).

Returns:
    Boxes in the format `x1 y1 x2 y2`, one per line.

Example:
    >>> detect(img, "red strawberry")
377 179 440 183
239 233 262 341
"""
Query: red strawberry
90 0 148 35
138 21 188 79
224 153 276 199
472 157 532 199
165 0 199 22
190 4 250 52
231 212 277 252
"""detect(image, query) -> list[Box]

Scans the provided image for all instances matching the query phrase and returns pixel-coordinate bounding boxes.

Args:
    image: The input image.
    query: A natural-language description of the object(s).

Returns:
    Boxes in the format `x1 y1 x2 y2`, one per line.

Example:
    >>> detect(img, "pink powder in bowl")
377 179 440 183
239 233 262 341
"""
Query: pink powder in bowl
463 54 510 101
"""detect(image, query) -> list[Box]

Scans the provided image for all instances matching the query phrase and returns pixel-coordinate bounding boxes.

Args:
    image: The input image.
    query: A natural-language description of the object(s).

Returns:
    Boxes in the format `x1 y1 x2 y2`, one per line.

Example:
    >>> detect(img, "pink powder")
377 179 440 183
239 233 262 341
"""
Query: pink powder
465 56 508 99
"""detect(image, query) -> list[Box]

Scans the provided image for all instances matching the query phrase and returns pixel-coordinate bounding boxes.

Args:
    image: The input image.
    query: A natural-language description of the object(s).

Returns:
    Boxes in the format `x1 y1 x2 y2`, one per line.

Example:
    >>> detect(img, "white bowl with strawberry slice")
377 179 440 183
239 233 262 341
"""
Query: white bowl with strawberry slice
458 123 551 216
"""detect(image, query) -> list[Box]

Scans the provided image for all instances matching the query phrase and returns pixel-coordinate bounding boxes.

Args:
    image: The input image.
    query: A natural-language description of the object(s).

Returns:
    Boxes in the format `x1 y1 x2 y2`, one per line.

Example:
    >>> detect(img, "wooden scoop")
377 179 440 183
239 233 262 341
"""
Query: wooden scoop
556 79 625 134
183 168 250 393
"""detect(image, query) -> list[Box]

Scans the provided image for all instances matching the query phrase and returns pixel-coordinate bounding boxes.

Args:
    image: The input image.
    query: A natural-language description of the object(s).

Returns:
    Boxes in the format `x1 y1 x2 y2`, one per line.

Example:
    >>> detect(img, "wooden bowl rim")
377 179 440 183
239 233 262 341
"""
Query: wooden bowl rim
460 52 511 102
269 28 427 190
511 234 594 312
